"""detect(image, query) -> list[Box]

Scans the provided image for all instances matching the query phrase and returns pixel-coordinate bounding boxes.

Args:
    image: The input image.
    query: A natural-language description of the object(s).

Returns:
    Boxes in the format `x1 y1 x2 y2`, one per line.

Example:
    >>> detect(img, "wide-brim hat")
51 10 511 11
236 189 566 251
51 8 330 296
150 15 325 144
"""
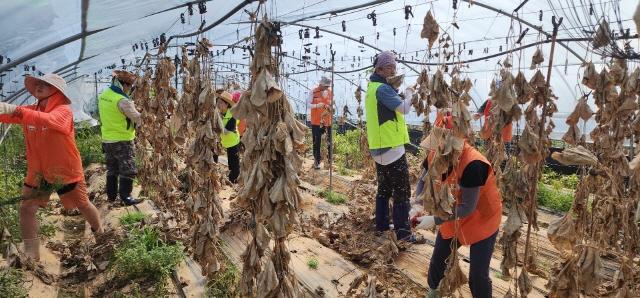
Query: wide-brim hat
319 76 332 87
217 90 235 106
112 70 137 85
24 73 72 103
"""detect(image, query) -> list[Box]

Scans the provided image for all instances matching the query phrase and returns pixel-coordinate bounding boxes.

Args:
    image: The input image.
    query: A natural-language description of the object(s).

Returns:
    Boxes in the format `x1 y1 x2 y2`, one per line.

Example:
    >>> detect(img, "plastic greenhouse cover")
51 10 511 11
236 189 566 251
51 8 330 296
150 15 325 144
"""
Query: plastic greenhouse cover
0 0 638 135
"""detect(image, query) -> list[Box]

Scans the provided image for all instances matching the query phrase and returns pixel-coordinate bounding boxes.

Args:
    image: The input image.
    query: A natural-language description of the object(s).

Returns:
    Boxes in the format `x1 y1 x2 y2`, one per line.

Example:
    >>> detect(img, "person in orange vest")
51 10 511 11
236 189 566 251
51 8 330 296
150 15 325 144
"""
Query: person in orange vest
307 77 333 169
474 98 513 143
0 74 104 261
413 116 503 298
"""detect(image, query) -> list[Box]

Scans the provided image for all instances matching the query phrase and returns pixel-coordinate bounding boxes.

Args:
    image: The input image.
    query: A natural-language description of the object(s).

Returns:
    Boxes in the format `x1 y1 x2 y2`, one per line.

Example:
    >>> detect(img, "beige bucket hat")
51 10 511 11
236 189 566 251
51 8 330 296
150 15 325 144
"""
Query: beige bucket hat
24 73 72 103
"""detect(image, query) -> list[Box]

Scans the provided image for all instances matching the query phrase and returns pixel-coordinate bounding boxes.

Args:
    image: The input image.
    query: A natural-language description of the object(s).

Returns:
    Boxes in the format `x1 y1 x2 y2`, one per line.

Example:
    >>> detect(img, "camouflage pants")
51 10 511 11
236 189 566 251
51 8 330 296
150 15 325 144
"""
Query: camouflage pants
102 141 137 179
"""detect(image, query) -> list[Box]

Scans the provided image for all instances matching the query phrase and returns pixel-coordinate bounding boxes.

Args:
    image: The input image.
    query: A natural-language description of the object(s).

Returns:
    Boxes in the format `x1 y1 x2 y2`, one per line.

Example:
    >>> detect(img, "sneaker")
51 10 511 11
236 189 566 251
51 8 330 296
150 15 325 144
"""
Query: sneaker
313 162 321 170
121 196 143 206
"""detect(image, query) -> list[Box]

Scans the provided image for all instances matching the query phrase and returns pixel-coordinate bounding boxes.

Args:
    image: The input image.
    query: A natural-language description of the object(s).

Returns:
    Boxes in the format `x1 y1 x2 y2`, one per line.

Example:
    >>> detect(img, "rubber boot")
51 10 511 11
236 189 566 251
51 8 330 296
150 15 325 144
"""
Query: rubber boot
106 175 118 201
23 238 40 262
118 177 142 206
392 200 412 241
375 196 390 232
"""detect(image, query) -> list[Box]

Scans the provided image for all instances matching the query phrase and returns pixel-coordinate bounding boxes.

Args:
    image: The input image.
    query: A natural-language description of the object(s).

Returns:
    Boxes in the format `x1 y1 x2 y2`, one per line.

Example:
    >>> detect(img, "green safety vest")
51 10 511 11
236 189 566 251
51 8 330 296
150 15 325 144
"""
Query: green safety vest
221 110 240 148
365 82 410 149
98 87 135 142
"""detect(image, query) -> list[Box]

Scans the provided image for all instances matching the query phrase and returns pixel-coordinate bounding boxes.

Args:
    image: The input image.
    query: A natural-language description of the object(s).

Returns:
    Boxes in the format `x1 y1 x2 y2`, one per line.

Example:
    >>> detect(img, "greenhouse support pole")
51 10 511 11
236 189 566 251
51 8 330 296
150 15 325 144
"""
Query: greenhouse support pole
329 58 335 193
523 16 563 272
94 72 98 105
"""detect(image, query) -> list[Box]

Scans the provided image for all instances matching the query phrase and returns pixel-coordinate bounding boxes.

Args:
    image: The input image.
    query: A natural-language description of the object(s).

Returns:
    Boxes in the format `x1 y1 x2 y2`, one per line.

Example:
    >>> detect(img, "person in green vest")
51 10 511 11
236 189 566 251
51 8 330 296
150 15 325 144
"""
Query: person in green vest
98 70 143 206
365 51 422 243
215 90 241 184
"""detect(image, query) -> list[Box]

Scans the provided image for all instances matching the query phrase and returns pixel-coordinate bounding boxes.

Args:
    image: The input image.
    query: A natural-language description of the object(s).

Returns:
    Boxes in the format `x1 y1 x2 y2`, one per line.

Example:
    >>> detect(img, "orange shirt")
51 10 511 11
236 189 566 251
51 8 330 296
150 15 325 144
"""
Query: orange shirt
0 92 84 186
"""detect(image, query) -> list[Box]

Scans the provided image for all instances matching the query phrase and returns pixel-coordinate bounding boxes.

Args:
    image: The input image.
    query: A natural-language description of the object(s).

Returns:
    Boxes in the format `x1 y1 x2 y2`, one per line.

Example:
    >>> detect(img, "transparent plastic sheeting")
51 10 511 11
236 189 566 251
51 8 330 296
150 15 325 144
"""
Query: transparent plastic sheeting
1 0 638 133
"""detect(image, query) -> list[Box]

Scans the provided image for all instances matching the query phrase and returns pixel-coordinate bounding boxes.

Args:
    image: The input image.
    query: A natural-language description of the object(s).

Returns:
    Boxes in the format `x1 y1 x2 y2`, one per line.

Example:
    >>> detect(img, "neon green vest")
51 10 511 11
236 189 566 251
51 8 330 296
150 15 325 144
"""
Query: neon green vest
365 82 410 149
98 88 135 142
221 110 240 148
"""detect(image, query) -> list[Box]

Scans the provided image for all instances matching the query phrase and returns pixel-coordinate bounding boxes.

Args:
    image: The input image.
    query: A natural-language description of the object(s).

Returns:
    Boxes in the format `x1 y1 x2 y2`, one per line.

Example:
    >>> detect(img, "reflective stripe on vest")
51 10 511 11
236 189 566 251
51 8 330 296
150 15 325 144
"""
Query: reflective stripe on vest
365 82 410 149
98 88 135 141
221 110 240 148
428 143 503 245
310 87 332 126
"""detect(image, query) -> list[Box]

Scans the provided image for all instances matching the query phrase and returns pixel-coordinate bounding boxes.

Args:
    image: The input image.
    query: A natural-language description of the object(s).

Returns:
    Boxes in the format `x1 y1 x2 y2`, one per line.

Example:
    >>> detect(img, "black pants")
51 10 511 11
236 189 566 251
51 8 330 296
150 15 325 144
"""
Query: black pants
374 154 411 240
226 144 240 184
311 125 332 163
428 230 498 298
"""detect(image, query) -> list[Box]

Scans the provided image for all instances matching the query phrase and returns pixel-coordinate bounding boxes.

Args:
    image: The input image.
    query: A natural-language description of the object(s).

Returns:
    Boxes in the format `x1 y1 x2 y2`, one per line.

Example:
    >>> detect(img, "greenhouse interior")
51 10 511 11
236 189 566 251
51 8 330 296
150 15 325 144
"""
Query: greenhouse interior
1 0 640 297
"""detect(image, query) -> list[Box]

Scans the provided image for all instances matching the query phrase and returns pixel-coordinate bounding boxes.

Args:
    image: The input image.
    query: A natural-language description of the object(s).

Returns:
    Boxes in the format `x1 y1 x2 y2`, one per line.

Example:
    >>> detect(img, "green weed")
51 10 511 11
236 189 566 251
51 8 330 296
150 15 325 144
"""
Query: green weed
0 267 28 298
307 258 319 270
119 211 147 227
318 189 347 205
112 226 184 294
206 256 240 298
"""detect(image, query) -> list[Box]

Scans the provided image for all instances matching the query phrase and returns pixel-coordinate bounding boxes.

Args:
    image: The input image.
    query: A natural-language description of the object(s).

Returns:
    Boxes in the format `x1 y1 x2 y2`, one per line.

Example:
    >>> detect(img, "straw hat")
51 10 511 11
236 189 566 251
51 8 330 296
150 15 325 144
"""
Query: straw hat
24 73 73 103
217 90 234 106
112 70 137 85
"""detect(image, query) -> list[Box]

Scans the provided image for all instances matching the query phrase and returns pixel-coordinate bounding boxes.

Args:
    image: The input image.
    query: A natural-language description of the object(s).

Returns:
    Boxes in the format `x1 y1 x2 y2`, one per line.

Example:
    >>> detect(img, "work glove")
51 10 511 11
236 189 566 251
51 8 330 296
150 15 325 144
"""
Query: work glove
414 215 436 230
0 102 17 115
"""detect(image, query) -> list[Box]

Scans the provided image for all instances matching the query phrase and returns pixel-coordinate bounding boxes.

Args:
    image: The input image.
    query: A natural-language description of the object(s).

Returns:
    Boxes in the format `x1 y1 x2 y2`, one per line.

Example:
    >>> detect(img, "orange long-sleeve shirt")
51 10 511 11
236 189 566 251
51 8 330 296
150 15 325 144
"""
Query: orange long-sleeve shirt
0 92 84 186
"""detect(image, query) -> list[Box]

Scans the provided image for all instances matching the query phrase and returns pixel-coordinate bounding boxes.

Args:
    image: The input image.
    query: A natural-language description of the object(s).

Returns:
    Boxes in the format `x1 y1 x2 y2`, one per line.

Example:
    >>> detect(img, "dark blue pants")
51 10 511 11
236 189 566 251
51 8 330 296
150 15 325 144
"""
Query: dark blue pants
427 230 498 298
312 125 332 163
375 154 411 240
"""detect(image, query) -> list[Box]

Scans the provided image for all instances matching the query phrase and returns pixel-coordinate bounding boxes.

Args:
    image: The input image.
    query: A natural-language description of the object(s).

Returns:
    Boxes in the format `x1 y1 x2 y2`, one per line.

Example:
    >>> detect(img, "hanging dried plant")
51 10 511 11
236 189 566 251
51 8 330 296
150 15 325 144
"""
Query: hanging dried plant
235 20 305 297
582 62 599 90
576 246 604 294
437 251 468 296
530 48 544 70
593 19 611 49
421 10 440 50
551 145 598 167
547 213 578 253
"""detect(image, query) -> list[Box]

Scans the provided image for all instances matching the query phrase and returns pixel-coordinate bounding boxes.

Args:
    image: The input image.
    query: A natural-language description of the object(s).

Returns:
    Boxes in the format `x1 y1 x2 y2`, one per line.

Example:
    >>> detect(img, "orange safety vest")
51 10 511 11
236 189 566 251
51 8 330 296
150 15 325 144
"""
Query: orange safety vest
428 142 502 245
237 119 246 136
480 100 513 142
310 87 332 126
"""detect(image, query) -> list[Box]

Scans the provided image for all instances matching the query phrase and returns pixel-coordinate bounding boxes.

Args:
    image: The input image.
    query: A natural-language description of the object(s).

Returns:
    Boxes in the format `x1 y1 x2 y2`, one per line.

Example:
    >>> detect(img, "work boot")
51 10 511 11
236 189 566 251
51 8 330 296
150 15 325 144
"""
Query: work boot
106 175 118 202
118 177 142 206
23 238 40 262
